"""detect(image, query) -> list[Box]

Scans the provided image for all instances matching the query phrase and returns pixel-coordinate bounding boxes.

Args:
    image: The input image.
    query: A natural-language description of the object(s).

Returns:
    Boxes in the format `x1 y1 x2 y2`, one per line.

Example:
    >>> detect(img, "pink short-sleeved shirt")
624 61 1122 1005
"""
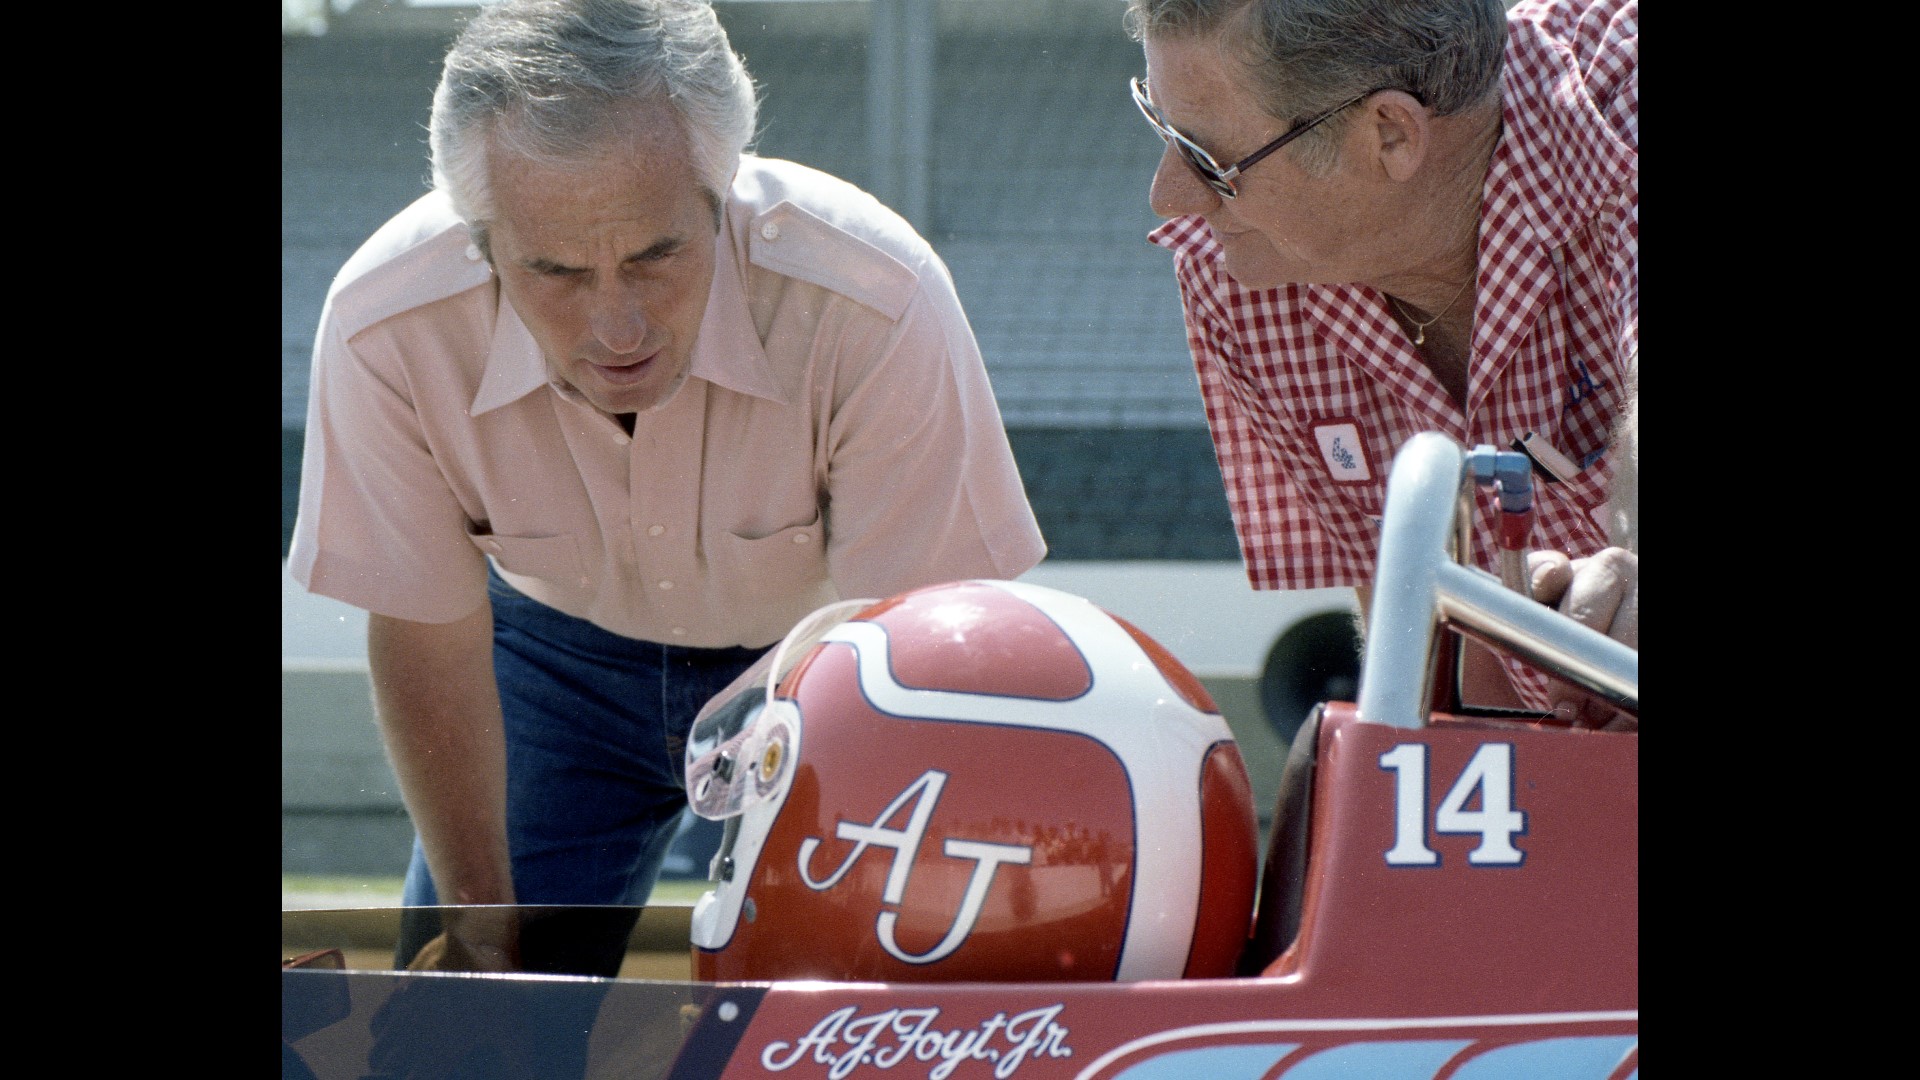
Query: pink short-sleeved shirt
1149 0 1638 594
289 155 1046 649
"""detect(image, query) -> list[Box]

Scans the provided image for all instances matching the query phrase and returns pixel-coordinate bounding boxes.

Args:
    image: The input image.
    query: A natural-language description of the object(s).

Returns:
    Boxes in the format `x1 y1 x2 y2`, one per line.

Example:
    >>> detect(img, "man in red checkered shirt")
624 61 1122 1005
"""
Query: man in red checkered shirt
1123 0 1636 727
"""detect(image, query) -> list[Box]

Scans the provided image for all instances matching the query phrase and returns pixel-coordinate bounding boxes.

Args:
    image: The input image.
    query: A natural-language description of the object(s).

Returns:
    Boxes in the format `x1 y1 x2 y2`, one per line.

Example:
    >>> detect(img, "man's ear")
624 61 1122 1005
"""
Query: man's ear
1368 90 1430 182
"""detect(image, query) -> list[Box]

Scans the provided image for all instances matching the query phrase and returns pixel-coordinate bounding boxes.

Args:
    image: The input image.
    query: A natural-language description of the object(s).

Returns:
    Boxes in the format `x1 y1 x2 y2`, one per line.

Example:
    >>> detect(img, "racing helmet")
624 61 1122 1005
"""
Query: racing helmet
684 578 1259 983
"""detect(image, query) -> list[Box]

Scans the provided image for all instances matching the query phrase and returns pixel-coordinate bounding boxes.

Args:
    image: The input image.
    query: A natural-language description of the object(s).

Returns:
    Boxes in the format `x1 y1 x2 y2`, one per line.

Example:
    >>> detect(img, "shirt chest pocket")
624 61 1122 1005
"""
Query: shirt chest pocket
713 512 827 584
465 528 584 585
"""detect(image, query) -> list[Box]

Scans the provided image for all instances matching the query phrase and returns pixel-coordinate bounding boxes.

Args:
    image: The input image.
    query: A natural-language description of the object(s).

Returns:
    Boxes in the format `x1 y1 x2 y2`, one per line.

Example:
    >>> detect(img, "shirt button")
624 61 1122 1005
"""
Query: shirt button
647 525 665 537
791 533 810 544
760 221 780 241
614 432 631 445
658 580 674 590
671 627 687 637
465 244 482 261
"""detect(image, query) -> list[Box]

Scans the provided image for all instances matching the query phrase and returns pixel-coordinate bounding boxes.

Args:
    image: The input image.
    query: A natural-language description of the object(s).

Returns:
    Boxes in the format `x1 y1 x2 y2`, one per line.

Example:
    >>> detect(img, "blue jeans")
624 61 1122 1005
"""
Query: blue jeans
395 566 767 973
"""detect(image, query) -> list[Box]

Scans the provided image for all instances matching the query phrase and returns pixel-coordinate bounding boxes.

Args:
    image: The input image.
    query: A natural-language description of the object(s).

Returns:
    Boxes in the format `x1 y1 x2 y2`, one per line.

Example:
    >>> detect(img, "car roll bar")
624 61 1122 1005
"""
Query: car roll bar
1355 432 1639 729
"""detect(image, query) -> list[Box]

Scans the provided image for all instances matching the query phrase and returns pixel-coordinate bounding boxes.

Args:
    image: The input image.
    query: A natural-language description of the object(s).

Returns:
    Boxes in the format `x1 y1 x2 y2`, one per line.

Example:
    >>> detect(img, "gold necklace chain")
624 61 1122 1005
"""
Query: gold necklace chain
1390 276 1474 346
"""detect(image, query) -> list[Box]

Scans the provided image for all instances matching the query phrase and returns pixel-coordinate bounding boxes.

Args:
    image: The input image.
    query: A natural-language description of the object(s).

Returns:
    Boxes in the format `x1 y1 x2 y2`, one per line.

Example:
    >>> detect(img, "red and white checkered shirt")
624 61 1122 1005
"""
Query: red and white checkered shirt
1150 0 1638 599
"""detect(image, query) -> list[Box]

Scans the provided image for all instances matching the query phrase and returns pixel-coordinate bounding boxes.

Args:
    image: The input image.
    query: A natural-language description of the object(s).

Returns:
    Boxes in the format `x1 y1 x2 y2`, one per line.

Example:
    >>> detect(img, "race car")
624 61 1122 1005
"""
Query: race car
283 431 1638 1080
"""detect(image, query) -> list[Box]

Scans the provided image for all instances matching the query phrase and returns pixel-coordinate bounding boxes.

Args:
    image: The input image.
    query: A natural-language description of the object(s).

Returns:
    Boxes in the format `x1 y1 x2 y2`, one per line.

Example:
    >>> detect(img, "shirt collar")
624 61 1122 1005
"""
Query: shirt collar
1487 21 1635 249
687 209 786 404
468 196 788 418
469 292 545 416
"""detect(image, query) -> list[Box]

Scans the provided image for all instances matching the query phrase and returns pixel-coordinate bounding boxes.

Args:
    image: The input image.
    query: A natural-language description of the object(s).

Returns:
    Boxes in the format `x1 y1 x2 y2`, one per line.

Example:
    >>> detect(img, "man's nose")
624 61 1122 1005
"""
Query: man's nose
588 281 648 354
1148 143 1222 219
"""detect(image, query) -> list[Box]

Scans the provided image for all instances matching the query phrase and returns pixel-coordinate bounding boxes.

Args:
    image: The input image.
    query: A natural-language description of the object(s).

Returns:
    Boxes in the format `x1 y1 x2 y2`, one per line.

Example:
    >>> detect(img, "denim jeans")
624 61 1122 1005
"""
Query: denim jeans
395 565 767 973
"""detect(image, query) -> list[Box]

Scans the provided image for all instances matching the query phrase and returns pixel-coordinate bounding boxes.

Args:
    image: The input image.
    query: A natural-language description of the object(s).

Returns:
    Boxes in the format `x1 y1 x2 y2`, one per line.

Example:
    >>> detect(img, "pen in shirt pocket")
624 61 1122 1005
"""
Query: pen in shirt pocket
1510 432 1581 486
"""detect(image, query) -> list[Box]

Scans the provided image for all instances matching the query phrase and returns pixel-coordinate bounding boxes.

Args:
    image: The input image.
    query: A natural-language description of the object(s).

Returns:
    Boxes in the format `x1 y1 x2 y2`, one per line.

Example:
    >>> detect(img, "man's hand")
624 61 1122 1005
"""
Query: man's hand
1527 547 1638 731
406 907 522 973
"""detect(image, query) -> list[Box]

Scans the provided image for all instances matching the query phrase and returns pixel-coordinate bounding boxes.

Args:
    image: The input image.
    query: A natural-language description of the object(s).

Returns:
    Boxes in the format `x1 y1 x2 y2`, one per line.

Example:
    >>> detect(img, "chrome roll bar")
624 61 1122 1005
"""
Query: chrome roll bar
1354 432 1640 729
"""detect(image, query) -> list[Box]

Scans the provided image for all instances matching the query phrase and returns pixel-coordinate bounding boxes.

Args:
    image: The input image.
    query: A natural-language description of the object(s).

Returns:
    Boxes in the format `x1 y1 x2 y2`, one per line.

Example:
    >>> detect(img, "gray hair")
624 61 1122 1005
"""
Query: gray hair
429 0 760 254
1124 0 1506 172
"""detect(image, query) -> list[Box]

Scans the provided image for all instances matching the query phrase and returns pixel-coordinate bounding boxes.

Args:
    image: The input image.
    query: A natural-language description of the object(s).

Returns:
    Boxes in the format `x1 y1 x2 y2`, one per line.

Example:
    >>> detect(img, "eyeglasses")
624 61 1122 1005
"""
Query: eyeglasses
1130 75 1378 200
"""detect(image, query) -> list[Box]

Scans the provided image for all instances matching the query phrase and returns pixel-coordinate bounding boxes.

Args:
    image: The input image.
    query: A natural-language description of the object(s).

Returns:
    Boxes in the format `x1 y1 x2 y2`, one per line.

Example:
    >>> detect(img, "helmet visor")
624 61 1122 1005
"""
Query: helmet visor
684 597 877 820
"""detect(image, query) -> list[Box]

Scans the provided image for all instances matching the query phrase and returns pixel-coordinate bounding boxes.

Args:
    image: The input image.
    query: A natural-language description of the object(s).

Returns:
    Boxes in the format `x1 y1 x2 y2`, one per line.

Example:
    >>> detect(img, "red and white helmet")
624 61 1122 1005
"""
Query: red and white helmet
684 578 1258 983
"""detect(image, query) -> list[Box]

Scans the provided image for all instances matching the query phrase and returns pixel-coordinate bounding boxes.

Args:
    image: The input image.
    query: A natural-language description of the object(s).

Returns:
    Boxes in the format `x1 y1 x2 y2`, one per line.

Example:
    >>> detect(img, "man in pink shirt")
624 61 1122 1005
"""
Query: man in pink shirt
1122 0 1636 726
288 0 1044 975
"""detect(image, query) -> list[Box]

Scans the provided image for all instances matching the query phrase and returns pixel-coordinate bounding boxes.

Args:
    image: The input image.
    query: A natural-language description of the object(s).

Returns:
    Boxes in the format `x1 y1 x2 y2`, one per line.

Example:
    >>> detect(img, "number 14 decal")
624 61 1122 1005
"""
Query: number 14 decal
1379 743 1527 866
